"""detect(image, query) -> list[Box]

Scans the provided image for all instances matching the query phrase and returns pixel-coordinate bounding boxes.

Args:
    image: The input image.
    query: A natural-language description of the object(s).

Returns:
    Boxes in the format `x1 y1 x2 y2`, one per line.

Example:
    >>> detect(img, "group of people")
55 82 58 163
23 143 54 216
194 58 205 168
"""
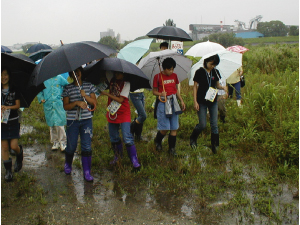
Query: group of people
1 42 243 182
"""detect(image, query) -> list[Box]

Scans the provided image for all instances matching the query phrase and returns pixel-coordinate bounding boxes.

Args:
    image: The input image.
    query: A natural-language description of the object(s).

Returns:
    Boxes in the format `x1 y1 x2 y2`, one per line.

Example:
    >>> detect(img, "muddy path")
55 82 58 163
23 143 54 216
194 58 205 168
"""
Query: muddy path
1 126 299 224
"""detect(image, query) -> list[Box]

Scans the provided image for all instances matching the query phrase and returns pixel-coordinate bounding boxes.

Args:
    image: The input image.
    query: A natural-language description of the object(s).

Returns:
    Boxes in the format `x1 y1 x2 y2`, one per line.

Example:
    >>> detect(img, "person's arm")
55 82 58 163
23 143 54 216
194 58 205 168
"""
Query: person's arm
193 81 199 111
216 81 227 93
80 90 97 106
1 99 20 112
101 91 125 104
176 84 185 111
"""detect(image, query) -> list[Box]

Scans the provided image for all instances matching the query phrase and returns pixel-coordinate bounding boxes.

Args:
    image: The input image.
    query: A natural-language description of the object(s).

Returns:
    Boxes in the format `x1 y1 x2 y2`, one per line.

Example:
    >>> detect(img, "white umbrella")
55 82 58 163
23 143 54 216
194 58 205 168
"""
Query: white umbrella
185 40 225 57
187 50 242 86
138 49 192 88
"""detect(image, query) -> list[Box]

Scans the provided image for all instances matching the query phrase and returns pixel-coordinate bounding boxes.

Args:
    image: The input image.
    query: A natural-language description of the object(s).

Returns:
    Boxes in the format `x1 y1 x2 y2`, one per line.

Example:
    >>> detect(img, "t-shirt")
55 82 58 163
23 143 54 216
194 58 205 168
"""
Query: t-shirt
193 67 220 104
62 81 97 120
1 87 20 121
106 78 131 123
153 73 179 96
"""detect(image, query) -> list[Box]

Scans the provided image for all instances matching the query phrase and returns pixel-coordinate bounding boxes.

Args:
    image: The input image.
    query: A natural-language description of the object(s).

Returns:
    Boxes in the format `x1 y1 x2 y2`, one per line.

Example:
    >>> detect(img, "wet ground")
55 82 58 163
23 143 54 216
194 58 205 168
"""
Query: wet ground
1 126 299 224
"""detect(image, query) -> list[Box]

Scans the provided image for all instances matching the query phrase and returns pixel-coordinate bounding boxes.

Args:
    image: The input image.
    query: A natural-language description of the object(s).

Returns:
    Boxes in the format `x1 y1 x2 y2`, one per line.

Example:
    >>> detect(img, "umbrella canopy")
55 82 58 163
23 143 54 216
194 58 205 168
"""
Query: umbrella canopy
226 45 249 54
29 49 53 61
117 39 153 64
84 58 151 92
187 50 242 86
138 49 192 88
26 43 52 53
146 26 192 42
1 53 45 107
185 41 225 57
1 45 12 53
29 41 117 87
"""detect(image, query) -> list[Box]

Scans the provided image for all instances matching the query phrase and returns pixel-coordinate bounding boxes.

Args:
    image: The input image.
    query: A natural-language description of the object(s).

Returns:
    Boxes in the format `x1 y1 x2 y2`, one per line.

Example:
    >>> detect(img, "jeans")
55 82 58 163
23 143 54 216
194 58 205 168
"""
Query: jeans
228 81 241 100
66 118 93 155
195 101 218 134
129 92 147 123
108 122 134 146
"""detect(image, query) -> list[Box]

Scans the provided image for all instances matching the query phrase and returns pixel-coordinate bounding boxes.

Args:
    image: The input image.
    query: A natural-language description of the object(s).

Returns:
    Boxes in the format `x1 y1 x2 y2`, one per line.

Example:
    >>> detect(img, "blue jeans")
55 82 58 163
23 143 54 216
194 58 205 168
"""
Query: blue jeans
66 118 93 155
195 101 218 134
129 92 147 123
228 81 241 100
108 122 134 146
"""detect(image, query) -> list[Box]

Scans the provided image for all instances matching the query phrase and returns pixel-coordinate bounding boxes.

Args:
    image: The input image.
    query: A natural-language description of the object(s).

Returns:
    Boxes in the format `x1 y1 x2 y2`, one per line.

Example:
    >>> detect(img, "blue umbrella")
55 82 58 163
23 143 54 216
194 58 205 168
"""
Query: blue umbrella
26 43 52 53
117 39 153 65
1 45 12 53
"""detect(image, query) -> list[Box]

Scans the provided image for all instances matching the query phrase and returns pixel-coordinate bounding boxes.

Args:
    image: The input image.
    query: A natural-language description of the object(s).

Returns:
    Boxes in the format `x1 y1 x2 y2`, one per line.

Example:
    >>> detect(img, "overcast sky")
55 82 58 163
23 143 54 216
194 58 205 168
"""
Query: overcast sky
1 0 299 46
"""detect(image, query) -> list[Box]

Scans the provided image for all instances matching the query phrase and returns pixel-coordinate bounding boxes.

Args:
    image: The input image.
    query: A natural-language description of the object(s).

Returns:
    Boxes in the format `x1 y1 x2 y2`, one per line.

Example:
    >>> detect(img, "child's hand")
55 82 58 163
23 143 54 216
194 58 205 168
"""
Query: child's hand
194 102 199 111
80 90 87 97
181 101 186 111
77 101 87 109
161 91 167 99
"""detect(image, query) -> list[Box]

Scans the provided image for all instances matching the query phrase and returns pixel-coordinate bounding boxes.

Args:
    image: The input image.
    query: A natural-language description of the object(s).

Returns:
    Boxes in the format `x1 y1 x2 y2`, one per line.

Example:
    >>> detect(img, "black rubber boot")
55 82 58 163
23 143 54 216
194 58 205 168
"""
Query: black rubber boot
154 131 165 151
211 133 219 154
168 135 177 156
135 123 143 141
14 145 23 172
4 158 13 182
190 127 202 149
130 119 137 135
220 115 226 123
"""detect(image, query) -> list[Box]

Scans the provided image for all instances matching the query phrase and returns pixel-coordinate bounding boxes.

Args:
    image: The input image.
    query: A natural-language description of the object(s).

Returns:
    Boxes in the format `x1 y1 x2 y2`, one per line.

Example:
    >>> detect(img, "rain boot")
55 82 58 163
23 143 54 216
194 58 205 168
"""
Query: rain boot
64 152 74 175
237 100 242 107
4 159 13 182
81 151 93 182
14 145 23 172
211 133 219 154
130 119 137 135
190 127 202 149
126 144 141 169
154 131 165 151
135 123 143 141
110 141 123 165
220 115 226 123
168 134 177 156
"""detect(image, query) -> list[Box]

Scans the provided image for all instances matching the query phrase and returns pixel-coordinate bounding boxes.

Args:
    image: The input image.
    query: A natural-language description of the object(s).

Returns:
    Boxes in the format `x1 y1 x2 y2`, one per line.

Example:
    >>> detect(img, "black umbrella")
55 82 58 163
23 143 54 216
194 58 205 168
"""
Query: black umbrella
1 45 13 53
1 53 45 108
26 43 52 53
84 58 151 92
29 49 53 62
29 41 117 87
146 26 192 42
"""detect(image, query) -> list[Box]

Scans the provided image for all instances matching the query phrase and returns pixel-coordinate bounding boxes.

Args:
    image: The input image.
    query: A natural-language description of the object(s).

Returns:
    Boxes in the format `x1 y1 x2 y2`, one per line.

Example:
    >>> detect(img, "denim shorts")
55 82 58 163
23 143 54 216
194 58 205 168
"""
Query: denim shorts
1 119 20 140
156 102 179 131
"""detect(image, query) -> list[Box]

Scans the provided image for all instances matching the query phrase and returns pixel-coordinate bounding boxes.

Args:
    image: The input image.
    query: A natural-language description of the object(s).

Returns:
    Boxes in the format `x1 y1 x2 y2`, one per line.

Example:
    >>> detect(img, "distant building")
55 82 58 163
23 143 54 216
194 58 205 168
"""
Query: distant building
189 24 235 40
100 29 115 39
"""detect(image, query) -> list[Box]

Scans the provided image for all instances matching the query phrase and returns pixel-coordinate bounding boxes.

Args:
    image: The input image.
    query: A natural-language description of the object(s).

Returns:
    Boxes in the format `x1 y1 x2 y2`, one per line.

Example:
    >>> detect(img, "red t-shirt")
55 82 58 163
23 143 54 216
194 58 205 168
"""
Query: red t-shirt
106 78 131 123
153 73 179 96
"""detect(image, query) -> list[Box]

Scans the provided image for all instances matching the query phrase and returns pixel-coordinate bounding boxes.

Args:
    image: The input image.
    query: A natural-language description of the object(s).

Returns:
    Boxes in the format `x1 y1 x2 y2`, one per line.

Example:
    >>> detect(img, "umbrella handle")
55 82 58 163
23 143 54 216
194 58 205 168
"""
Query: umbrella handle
87 102 96 112
159 95 167 103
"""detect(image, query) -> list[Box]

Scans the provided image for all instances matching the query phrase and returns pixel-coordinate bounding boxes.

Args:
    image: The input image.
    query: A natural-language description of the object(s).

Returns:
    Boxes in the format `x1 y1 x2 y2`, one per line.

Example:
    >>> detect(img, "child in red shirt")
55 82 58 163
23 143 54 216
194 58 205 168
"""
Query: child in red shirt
152 58 186 156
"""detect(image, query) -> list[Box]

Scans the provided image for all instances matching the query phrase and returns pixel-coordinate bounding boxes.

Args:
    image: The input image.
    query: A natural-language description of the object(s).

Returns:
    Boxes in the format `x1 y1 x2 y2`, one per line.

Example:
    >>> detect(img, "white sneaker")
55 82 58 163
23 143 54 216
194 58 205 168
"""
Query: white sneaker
51 142 60 151
60 143 66 152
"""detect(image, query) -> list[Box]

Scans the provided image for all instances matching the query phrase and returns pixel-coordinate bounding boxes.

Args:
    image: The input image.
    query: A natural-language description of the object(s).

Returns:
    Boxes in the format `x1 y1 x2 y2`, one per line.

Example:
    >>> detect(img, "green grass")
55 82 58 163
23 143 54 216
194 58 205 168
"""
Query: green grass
16 43 299 224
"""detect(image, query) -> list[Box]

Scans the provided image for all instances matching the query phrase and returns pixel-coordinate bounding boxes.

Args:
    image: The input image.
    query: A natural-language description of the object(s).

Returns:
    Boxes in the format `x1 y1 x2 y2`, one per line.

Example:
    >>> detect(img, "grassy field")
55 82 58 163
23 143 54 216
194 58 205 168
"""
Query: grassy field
14 43 299 223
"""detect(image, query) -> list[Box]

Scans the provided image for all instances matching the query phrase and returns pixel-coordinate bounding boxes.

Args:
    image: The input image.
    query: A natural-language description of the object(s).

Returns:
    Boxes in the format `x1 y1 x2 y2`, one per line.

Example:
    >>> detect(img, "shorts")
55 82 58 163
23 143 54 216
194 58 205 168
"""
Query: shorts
1 119 20 140
156 101 179 131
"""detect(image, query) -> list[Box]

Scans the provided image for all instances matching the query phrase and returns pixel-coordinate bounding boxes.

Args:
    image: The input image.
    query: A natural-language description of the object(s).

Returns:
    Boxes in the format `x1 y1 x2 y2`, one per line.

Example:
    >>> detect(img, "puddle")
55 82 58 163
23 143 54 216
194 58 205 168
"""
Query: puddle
24 146 47 168
20 125 34 135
